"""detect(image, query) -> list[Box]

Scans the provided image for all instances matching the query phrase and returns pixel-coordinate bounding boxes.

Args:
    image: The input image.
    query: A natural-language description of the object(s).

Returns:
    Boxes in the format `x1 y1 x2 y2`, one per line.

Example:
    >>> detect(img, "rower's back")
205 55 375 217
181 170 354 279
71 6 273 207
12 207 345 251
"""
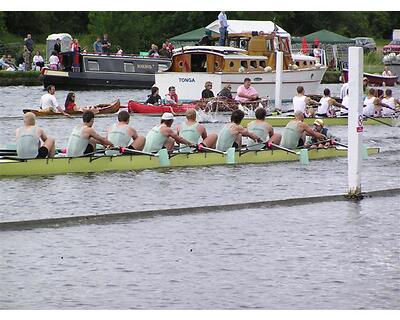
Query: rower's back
16 126 40 159
280 120 302 149
247 108 269 150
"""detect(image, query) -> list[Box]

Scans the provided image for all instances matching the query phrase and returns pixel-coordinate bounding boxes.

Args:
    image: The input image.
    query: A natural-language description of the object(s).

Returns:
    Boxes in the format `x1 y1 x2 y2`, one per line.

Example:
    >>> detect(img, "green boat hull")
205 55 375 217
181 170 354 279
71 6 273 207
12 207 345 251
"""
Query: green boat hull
0 147 380 177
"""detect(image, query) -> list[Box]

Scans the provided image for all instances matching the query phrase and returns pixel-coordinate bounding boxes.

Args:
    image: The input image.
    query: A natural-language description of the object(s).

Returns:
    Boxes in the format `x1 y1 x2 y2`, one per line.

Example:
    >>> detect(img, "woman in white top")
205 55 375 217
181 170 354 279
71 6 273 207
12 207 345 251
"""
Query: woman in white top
33 50 44 70
363 88 380 117
293 86 317 117
49 51 59 70
380 89 396 117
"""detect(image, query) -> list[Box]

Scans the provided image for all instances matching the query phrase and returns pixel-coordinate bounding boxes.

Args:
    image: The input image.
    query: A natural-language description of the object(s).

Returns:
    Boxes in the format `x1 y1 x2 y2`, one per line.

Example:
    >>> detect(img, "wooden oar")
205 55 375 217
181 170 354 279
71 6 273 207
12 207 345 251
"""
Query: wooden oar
335 103 394 127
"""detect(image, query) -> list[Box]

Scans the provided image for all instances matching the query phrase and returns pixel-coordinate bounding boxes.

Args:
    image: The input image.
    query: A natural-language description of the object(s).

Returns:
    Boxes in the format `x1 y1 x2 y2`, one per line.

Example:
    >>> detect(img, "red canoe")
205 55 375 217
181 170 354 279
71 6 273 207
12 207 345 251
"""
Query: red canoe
342 69 398 87
128 101 196 115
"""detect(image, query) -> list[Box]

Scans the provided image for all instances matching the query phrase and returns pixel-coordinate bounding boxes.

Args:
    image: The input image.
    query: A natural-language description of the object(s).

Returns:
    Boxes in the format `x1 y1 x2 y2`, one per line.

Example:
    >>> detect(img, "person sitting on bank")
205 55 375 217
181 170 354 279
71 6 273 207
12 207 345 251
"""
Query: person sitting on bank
165 86 178 105
217 84 233 99
201 81 215 99
216 109 263 152
107 110 146 150
293 85 318 118
33 50 44 70
305 119 334 148
316 88 336 117
0 55 11 70
145 86 162 105
49 51 60 70
177 109 218 150
16 112 56 159
235 78 259 103
40 85 70 116
246 107 281 150
66 111 114 157
143 113 194 153
280 111 325 149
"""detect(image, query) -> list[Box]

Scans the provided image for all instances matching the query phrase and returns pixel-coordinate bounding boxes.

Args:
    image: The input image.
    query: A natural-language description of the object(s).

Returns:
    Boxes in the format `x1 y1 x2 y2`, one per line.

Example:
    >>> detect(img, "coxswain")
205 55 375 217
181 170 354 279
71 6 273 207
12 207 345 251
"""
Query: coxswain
293 86 318 117
176 109 218 150
107 110 146 150
143 112 194 153
380 89 396 117
305 119 335 148
316 88 336 117
363 88 380 117
40 85 70 116
216 109 263 152
66 111 113 157
246 107 281 150
15 112 56 159
280 111 325 149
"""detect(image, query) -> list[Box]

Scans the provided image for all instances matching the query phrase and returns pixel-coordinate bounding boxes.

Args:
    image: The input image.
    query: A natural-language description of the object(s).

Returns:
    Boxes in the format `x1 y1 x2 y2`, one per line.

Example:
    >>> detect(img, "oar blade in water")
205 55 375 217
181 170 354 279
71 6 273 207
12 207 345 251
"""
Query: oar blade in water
226 147 236 164
158 148 170 166
299 148 309 165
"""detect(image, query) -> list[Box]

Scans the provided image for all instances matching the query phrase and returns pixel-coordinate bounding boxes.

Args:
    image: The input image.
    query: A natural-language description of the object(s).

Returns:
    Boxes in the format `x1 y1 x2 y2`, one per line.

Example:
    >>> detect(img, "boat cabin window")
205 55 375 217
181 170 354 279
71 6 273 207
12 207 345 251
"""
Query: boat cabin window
124 62 135 73
250 60 258 68
191 54 207 72
229 61 234 68
87 60 100 71
158 62 170 72
295 61 300 66
241 61 248 68
259 60 266 68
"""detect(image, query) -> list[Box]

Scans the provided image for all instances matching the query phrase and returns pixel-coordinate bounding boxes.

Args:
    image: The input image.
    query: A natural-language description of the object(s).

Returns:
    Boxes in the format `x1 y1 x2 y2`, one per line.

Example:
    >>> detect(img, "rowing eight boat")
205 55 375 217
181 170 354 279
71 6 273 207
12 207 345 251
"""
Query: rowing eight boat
241 116 397 127
0 147 380 177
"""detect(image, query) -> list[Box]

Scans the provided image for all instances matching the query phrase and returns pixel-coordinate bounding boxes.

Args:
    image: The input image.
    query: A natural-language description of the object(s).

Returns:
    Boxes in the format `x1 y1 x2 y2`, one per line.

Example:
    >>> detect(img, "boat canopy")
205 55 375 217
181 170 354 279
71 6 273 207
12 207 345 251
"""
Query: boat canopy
205 20 290 39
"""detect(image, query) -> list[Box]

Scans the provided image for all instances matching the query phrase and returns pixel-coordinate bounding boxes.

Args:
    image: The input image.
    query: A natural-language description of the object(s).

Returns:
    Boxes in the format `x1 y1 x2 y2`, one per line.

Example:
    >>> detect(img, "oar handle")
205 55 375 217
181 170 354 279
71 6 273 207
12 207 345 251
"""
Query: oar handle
330 139 348 148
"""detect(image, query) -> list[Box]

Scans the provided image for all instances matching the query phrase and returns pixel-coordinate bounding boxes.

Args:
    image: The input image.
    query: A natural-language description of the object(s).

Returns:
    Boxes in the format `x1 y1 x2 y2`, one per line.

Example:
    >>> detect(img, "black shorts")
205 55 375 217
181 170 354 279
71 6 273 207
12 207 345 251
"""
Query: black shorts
297 138 305 147
232 142 239 149
83 144 94 155
36 146 49 158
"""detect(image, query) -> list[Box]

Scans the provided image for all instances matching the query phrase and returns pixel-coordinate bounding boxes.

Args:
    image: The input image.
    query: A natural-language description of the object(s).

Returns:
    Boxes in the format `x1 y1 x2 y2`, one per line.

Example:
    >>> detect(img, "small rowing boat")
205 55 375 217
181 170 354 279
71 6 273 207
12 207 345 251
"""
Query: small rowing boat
342 69 398 87
0 146 379 177
23 99 121 117
241 115 397 127
128 101 196 115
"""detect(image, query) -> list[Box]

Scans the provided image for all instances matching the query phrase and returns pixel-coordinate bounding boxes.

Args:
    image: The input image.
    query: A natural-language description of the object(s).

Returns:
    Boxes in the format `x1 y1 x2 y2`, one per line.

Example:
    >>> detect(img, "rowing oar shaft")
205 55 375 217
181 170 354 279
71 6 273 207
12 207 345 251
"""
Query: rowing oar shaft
267 142 298 155
196 144 225 155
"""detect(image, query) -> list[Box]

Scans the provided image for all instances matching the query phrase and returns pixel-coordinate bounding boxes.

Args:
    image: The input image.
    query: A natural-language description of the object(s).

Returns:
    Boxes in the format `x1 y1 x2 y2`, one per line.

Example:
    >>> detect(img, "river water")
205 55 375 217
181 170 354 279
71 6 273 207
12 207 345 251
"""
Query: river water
0 85 399 309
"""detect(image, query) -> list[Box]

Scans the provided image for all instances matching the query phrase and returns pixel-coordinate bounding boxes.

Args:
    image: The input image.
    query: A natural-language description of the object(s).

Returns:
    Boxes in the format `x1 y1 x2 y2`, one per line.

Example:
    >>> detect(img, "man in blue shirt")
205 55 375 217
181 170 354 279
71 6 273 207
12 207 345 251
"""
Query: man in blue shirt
93 37 102 53
218 11 228 46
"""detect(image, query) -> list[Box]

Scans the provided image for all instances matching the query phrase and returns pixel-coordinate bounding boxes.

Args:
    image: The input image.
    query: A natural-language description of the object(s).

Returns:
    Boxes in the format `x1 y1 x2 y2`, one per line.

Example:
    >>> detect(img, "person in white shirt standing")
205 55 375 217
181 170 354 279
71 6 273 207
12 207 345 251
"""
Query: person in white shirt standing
218 11 228 46
40 85 70 116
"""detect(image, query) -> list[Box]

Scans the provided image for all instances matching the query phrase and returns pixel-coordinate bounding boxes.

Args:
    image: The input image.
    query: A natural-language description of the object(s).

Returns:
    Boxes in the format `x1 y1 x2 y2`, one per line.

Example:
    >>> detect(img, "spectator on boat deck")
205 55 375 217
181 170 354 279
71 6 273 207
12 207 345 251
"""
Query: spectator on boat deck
235 78 259 103
217 84 233 99
382 66 393 77
54 38 62 55
107 110 146 151
198 34 212 46
146 86 162 105
148 44 160 57
218 11 228 46
116 46 123 55
49 51 60 70
202 81 215 99
93 36 102 53
16 112 56 159
163 39 174 54
66 111 114 157
101 34 111 54
305 119 334 148
33 51 44 70
165 86 178 105
381 89 396 117
313 44 322 63
159 44 171 58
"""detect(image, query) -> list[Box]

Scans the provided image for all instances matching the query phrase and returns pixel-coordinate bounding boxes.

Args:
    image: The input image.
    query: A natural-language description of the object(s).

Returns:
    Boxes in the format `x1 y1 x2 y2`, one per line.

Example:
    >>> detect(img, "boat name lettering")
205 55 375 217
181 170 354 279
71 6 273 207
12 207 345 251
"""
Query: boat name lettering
136 64 153 69
178 78 196 83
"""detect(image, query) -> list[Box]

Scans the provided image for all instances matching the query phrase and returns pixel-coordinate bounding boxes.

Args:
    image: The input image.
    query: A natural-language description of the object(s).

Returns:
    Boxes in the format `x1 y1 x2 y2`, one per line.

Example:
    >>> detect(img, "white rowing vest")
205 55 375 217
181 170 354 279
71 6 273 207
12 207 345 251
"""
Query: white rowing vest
67 125 90 157
108 123 132 147
381 97 395 116
317 97 330 115
293 95 307 114
341 95 349 115
363 96 376 117
16 126 40 159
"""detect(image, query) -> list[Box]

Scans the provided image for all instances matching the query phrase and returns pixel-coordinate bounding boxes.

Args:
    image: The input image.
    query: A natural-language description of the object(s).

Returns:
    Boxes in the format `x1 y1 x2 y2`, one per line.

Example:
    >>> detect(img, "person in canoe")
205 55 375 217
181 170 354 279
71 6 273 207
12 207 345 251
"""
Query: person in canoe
165 86 179 105
216 109 263 152
305 119 335 148
40 85 70 116
293 85 319 117
66 111 114 157
64 92 99 113
316 88 336 118
279 111 326 149
15 112 56 159
145 86 162 105
246 107 281 150
143 112 194 153
176 109 218 150
107 110 146 150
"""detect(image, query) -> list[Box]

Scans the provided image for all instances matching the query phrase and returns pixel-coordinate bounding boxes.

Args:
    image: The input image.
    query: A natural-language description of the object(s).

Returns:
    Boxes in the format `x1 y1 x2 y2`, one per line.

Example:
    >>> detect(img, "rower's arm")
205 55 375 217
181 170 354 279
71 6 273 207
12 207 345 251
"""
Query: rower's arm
199 125 207 140
302 123 325 140
89 129 114 147
38 128 48 142
129 127 139 140
168 130 193 146
239 127 262 142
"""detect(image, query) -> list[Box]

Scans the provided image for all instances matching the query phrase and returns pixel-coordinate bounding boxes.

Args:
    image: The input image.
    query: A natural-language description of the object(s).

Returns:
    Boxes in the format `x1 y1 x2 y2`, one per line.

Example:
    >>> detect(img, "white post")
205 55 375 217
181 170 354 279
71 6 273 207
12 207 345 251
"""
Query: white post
347 47 364 196
275 51 283 110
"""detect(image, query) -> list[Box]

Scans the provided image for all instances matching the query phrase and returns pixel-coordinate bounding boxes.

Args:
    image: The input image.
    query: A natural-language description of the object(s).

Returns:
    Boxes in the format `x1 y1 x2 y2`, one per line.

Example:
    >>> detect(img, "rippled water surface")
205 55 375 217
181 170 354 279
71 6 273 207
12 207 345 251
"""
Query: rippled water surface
0 85 399 309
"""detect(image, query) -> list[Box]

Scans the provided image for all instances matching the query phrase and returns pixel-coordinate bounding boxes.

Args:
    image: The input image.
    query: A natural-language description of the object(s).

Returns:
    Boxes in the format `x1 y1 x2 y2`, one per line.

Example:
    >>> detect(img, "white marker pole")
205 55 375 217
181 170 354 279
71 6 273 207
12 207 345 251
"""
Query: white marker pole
347 47 364 196
275 51 283 110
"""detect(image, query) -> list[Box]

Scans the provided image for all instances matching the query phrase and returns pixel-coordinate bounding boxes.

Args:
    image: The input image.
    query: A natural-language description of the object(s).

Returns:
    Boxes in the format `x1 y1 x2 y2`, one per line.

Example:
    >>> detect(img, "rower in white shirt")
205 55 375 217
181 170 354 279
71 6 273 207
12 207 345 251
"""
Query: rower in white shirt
363 88 380 117
293 86 318 117
380 89 396 117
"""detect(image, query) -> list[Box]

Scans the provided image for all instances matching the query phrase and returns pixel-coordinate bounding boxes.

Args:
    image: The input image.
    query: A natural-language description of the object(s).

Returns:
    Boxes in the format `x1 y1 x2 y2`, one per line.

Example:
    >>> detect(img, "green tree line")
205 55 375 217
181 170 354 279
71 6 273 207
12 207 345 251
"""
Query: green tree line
1 11 399 52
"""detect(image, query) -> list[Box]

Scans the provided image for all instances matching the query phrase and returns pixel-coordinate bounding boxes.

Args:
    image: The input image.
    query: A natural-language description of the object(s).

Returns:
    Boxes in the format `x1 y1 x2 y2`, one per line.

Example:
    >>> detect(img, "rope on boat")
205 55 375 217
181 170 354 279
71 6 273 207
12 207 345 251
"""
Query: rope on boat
0 188 399 232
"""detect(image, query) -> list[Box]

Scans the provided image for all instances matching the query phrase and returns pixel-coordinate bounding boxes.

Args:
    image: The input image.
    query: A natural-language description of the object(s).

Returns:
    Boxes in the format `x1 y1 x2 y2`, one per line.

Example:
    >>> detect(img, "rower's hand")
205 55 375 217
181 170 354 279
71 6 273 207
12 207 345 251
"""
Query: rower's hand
256 138 263 143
